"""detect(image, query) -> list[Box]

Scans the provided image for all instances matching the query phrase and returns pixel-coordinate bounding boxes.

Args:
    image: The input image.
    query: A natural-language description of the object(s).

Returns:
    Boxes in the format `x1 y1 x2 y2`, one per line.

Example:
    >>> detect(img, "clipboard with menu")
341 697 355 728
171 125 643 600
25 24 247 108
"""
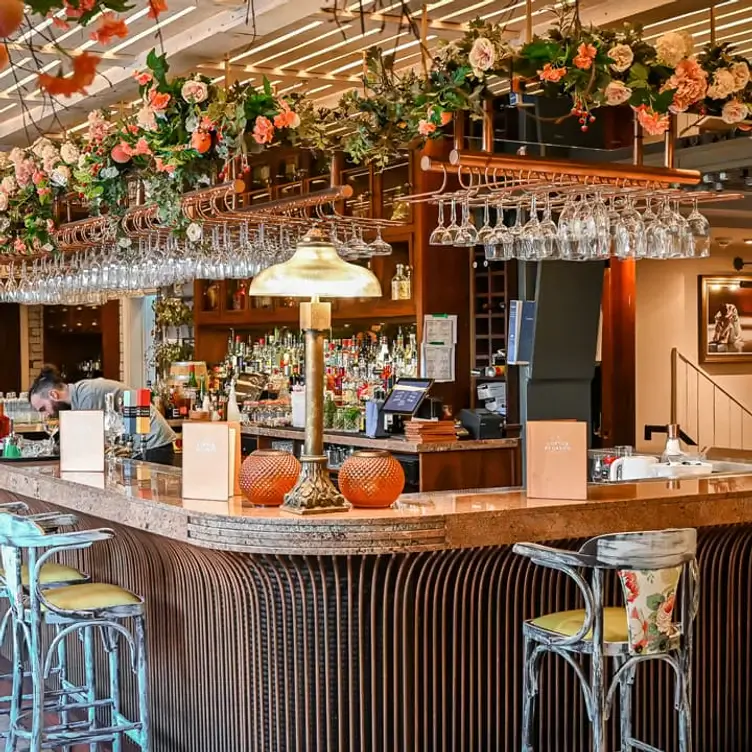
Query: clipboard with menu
182 421 242 501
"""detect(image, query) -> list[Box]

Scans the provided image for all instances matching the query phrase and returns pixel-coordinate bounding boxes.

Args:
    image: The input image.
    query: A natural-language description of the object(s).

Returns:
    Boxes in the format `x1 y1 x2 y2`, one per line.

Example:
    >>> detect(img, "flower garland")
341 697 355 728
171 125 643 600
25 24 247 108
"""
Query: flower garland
0 13 750 254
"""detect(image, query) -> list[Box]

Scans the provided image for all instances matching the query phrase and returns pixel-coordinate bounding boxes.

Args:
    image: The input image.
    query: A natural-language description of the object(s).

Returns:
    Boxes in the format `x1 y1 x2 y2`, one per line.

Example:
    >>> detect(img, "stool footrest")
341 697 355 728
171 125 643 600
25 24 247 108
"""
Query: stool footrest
629 741 663 752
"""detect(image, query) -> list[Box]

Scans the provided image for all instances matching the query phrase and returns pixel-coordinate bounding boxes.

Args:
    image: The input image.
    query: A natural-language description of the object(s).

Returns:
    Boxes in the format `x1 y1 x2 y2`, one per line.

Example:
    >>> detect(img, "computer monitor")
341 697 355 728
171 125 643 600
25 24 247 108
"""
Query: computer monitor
381 379 433 415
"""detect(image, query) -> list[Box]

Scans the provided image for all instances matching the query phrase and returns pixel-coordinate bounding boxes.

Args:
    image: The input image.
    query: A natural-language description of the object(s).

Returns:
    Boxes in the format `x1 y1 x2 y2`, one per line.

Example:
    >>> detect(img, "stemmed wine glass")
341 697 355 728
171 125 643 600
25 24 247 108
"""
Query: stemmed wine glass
429 201 447 245
41 413 59 456
687 198 710 258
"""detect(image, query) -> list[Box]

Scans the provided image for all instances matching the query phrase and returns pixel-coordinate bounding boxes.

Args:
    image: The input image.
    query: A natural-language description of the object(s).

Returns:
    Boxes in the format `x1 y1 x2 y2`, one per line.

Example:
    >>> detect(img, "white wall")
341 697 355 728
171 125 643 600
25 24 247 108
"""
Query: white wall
636 243 752 451
121 296 156 388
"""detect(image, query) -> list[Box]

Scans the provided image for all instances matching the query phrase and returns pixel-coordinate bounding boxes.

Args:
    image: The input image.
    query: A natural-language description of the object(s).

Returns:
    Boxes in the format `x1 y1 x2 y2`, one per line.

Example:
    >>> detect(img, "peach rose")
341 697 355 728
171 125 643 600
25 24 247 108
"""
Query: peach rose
573 42 597 71
707 68 736 100
655 30 694 68
148 89 171 112
418 119 437 136
538 63 567 83
635 105 670 136
273 101 300 129
663 57 707 113
181 79 208 104
252 116 275 145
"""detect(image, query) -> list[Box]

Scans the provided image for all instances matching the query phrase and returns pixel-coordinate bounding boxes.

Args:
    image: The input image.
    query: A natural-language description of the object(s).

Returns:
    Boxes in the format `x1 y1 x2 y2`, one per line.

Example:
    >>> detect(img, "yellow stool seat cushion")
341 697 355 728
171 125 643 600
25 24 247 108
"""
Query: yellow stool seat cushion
531 607 628 643
0 563 86 586
43 583 141 611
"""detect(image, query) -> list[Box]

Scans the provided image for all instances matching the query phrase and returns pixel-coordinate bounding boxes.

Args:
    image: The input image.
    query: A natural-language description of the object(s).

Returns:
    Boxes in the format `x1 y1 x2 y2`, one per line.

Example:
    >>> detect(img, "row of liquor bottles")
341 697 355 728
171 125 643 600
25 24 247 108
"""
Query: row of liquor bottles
221 326 419 393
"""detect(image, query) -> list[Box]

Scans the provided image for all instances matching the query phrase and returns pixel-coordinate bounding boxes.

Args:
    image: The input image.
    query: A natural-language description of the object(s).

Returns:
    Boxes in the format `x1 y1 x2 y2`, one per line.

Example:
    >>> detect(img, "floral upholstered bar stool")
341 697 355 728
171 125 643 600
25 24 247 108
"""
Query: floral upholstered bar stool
513 528 698 752
0 511 150 752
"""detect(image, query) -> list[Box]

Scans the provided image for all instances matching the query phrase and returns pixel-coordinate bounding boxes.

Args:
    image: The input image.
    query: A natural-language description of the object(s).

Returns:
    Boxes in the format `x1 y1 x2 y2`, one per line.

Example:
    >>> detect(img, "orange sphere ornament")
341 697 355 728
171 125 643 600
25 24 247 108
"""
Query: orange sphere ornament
191 130 212 154
338 450 405 509
0 0 24 38
239 450 300 507
0 45 8 71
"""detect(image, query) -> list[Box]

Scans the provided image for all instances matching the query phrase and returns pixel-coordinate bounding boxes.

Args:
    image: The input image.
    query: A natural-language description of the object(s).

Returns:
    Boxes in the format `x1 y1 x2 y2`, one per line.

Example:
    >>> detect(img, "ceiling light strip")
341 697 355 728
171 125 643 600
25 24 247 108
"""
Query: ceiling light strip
230 21 323 63
110 6 196 54
255 24 352 67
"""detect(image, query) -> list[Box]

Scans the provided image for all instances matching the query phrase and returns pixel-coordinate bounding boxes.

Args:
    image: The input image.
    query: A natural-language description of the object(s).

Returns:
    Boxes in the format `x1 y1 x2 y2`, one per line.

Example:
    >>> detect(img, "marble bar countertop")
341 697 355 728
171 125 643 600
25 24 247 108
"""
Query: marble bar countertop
0 460 752 555
240 424 519 454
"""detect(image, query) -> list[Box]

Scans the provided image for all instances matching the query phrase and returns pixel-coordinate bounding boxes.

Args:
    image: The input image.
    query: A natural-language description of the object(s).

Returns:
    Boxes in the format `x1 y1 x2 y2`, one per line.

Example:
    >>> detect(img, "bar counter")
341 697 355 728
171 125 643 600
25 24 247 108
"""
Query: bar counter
0 460 750 750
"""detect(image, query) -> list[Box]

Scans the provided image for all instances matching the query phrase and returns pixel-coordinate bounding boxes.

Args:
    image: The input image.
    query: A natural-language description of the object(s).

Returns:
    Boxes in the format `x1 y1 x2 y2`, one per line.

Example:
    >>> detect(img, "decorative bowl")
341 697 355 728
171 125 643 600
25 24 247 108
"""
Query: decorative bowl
338 450 405 509
239 449 300 506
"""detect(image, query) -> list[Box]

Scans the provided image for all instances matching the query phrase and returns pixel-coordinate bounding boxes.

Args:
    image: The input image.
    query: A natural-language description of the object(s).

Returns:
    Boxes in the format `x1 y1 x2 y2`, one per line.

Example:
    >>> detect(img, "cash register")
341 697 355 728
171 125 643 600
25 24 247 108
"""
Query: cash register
365 378 439 438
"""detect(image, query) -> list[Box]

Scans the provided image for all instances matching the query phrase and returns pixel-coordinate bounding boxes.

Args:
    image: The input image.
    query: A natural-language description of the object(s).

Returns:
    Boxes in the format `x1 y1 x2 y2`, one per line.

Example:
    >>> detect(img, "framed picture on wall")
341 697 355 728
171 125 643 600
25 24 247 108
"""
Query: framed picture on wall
698 275 752 363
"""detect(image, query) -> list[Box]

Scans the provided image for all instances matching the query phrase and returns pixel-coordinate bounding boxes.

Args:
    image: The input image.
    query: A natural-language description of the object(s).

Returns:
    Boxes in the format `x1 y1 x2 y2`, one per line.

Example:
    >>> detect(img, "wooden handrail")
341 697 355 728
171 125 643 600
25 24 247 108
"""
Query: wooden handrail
670 347 752 450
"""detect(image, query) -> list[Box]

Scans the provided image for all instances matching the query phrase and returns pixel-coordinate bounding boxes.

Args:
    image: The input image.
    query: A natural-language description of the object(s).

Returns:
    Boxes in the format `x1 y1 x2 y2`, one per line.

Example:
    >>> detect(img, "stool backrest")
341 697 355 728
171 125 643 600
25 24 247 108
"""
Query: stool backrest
0 512 47 547
582 528 697 656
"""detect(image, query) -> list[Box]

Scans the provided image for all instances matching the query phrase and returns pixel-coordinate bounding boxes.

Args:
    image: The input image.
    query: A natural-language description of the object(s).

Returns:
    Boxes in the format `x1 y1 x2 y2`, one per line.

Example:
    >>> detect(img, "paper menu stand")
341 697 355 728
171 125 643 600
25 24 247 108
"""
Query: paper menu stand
526 420 587 501
182 422 241 501
59 411 105 473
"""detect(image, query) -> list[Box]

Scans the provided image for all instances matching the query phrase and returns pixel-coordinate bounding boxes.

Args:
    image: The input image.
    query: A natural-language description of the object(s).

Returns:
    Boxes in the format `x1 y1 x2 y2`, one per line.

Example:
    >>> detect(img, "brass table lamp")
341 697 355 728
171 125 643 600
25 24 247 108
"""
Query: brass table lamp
249 227 382 514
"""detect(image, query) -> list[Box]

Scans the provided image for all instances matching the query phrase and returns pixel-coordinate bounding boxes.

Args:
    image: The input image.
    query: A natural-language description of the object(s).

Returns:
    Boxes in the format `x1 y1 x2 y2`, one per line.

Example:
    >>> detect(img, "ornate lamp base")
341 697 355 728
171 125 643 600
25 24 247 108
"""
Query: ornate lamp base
280 455 351 515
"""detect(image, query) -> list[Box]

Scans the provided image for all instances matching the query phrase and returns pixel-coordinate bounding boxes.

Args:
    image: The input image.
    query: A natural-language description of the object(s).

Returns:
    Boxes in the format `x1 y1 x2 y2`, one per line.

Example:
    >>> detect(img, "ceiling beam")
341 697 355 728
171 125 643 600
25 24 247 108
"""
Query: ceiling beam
315 7 478 35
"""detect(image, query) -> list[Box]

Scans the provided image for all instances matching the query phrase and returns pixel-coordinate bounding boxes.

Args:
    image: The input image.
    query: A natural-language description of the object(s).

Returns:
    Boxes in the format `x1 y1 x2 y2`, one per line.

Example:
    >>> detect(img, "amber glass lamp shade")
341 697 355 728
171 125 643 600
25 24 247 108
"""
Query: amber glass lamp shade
239 450 301 506
338 450 405 509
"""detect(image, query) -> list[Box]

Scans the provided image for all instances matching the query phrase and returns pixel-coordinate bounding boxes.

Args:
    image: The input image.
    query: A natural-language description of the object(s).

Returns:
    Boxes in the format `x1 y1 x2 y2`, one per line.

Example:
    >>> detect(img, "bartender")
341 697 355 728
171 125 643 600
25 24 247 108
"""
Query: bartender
29 365 177 466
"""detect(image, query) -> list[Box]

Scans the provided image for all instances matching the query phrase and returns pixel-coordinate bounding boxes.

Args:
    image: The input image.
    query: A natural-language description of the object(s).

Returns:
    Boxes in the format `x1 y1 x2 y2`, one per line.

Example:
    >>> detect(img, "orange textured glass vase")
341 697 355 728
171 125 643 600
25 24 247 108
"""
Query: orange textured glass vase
239 450 301 506
338 450 405 509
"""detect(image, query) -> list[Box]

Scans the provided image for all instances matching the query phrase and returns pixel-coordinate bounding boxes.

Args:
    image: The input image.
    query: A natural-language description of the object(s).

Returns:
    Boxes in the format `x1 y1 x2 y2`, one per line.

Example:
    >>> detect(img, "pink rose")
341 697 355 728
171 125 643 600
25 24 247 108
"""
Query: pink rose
32 171 46 186
136 105 157 131
273 101 300 129
111 142 131 163
133 70 153 86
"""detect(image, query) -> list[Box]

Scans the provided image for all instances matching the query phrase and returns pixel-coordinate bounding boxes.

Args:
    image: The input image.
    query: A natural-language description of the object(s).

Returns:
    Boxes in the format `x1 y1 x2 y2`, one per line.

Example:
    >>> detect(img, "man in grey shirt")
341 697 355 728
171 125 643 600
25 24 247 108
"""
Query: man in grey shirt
29 365 177 466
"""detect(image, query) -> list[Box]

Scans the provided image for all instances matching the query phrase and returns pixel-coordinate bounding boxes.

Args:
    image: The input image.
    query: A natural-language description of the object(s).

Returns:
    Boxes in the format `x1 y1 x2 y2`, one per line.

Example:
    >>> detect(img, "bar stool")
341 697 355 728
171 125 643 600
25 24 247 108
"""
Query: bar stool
0 502 89 732
513 528 698 752
0 512 150 751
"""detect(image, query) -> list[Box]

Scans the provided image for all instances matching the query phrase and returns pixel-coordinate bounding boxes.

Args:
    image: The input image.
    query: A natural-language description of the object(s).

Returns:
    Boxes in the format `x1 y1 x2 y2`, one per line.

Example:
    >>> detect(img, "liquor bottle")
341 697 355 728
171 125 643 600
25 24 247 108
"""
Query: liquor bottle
402 265 412 300
0 403 10 440
391 264 404 301
187 364 198 389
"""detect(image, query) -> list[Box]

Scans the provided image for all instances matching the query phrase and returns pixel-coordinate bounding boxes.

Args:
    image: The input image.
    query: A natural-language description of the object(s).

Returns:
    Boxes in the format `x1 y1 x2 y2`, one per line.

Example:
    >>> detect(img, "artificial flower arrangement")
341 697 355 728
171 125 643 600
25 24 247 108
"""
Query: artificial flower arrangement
0 6 751 255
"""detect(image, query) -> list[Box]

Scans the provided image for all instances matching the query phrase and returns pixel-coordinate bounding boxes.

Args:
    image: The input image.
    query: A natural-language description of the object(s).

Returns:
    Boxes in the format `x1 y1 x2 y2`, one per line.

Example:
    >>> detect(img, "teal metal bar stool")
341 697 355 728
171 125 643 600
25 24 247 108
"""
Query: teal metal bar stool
0 501 89 735
513 528 698 752
0 511 150 752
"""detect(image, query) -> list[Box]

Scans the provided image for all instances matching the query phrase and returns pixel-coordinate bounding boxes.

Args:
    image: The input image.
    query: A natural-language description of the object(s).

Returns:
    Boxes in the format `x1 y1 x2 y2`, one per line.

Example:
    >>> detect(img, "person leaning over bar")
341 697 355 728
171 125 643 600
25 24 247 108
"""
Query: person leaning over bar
29 364 177 466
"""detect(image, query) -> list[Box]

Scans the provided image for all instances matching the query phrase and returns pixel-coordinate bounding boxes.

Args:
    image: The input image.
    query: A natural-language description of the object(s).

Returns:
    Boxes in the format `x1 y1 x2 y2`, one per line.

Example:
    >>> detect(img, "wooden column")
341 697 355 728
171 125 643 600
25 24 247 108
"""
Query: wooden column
413 137 471 416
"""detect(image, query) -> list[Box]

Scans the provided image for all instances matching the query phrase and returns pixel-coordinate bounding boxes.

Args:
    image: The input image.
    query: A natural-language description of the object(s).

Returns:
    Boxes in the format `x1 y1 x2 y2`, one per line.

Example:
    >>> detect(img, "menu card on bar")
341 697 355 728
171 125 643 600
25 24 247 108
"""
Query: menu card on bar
59 411 105 473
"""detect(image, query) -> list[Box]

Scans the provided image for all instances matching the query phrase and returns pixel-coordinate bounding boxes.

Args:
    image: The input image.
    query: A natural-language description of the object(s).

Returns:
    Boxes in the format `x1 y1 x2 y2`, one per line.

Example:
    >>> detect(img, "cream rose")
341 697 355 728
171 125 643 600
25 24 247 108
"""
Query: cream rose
655 30 694 68
707 68 737 99
50 165 71 187
181 79 209 105
608 44 634 73
731 61 750 92
468 37 495 77
60 142 80 165
186 222 203 243
0 195 8 212
137 104 157 131
31 137 53 159
721 99 749 124
1 176 16 195
604 80 632 106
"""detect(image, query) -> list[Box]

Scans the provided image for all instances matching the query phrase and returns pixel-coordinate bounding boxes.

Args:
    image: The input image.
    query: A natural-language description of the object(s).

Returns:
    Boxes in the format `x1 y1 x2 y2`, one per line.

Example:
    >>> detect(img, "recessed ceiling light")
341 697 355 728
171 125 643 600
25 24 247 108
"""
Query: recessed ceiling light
743 239 752 245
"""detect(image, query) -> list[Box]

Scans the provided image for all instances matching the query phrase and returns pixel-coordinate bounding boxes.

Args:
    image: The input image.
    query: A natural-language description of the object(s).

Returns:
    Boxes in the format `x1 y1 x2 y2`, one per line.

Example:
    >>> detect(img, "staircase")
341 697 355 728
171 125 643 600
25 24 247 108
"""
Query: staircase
670 348 752 451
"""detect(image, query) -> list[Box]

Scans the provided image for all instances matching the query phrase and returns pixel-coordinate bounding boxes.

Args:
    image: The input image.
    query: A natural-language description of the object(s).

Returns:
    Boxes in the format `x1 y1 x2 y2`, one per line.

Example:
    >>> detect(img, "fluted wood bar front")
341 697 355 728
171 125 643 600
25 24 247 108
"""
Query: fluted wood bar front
0 461 751 750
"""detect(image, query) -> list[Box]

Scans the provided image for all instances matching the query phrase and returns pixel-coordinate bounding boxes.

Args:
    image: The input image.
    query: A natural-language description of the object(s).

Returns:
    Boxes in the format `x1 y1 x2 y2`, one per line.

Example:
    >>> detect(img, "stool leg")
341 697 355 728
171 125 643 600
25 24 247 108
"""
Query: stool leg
4 622 22 752
590 652 606 752
134 615 150 751
678 670 692 752
521 633 536 752
617 657 635 752
107 627 122 752
83 626 98 752
56 625 72 752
